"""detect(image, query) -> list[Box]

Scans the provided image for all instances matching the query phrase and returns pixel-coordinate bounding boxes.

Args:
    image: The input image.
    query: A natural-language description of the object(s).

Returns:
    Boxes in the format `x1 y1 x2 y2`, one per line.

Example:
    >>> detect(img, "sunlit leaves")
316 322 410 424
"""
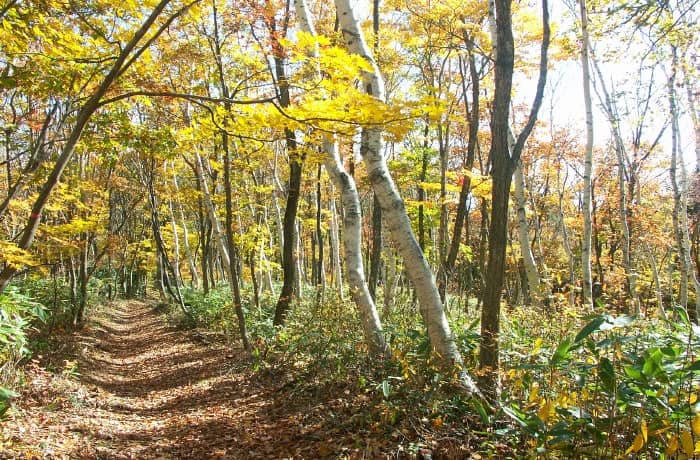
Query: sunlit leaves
0 241 37 269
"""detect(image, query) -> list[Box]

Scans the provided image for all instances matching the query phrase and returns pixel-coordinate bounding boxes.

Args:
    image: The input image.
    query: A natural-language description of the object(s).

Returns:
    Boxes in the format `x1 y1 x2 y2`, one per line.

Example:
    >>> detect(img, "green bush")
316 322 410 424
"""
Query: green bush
501 307 700 458
0 288 46 392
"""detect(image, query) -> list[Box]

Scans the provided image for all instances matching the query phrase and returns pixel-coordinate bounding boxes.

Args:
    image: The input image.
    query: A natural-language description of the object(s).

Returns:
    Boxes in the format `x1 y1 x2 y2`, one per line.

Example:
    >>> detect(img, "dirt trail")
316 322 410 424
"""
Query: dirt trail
1 300 351 459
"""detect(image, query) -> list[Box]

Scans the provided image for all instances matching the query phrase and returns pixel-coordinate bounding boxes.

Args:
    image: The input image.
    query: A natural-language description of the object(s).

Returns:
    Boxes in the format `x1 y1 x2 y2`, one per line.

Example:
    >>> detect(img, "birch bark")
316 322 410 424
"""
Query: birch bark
579 0 594 309
293 0 387 357
334 0 479 393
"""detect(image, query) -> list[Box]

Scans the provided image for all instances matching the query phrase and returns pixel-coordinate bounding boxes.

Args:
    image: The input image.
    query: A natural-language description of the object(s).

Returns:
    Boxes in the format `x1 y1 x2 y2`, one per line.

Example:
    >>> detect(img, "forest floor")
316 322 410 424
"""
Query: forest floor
0 300 478 459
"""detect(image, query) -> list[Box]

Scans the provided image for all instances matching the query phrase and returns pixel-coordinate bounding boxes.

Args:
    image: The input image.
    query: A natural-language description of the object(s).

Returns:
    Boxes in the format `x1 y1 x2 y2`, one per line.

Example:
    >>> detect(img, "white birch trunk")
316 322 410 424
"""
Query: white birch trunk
167 199 182 286
334 0 479 394
644 242 666 320
579 0 594 309
294 0 386 356
685 74 700 170
324 140 388 355
513 160 541 304
669 49 700 316
679 148 700 316
194 153 232 271
329 193 344 298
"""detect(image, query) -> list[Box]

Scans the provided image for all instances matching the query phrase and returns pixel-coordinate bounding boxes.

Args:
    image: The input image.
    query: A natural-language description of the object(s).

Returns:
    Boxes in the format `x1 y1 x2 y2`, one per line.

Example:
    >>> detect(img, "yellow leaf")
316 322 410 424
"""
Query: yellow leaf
692 414 700 436
641 420 648 442
690 393 698 404
528 383 539 403
625 432 645 455
532 337 543 355
537 399 553 422
666 434 678 456
681 430 694 455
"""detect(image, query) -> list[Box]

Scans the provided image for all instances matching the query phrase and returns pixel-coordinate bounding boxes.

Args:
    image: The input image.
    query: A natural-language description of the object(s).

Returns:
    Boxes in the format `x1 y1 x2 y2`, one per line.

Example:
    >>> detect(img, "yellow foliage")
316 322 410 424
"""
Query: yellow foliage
0 241 37 269
680 430 695 455
666 434 679 456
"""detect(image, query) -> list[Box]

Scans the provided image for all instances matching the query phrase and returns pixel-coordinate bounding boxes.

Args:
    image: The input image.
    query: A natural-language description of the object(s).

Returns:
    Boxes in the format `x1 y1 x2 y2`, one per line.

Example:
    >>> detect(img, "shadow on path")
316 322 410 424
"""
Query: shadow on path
2 300 356 459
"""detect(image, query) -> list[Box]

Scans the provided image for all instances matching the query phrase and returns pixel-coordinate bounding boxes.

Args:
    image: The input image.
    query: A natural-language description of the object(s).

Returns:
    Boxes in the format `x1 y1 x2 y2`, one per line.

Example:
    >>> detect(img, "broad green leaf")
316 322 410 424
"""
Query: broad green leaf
551 338 573 366
574 315 607 343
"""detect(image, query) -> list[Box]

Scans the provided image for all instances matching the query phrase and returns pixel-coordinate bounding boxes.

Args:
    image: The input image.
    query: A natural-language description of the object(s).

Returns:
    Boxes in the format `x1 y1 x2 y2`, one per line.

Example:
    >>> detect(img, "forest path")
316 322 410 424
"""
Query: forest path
1 300 343 459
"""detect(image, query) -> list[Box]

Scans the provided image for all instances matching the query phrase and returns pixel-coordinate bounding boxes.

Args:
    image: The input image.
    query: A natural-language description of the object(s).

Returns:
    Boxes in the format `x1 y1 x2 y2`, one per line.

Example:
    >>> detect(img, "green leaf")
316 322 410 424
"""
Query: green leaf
684 360 700 372
599 357 615 391
472 399 490 424
551 338 573 366
575 316 608 343
623 364 643 380
381 380 391 399
675 307 691 327
0 387 17 401
502 405 529 428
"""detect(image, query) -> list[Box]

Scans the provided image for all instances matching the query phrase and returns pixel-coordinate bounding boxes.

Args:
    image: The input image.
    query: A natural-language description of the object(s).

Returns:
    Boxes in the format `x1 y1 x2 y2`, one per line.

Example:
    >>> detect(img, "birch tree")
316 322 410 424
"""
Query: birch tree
293 0 388 357
334 0 480 393
579 0 595 309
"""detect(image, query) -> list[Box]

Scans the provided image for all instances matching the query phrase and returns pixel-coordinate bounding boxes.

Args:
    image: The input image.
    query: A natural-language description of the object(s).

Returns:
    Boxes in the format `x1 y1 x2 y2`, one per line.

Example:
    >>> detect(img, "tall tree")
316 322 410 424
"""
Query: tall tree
479 0 549 398
293 0 388 357
579 0 595 309
334 0 480 393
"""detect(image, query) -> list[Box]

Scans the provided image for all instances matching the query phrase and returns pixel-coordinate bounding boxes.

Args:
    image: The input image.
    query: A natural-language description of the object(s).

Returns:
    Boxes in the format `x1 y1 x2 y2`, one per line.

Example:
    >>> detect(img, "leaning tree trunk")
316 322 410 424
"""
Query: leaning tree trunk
513 158 541 304
334 0 479 394
293 0 387 357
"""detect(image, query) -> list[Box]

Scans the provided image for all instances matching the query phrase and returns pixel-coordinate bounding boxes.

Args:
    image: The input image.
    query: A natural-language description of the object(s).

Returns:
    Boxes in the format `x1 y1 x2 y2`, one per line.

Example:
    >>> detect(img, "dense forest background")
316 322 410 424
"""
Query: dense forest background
1 0 700 457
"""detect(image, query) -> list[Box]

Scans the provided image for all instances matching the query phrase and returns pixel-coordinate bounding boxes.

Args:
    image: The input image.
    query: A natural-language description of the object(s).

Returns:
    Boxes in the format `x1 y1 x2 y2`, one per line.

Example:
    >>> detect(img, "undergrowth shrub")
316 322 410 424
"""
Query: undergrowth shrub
502 306 700 458
168 284 700 457
0 288 46 417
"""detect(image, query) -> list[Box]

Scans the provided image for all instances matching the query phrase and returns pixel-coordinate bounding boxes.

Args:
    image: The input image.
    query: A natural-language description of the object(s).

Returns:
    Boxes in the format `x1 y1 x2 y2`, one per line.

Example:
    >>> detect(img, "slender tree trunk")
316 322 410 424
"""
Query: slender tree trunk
335 0 479 393
294 0 388 357
222 138 252 352
173 171 200 288
417 124 430 251
369 193 382 301
579 0 594 309
438 123 449 303
441 48 479 301
513 160 541 304
329 192 344 298
273 78 303 325
315 164 325 293
480 0 549 399
644 242 666 319
195 152 251 350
